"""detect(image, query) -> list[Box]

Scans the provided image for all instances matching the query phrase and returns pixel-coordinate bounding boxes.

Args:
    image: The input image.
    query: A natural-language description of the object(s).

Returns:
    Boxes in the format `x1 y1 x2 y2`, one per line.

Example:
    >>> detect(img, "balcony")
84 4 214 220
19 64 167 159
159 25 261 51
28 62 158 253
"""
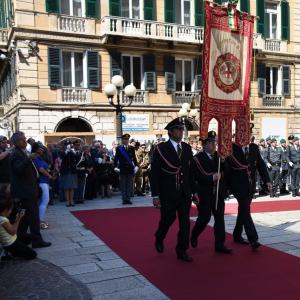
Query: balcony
0 29 8 47
253 34 288 53
172 92 200 105
61 88 91 104
262 95 285 107
101 16 204 44
121 90 149 105
58 15 86 33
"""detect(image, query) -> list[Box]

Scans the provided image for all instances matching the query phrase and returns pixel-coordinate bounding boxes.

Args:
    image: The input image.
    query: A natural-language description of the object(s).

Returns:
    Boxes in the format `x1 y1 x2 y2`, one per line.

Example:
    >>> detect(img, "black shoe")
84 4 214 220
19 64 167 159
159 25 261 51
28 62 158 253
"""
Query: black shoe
259 190 268 196
250 241 261 251
32 240 52 248
234 237 249 245
215 245 232 254
177 252 193 262
122 201 132 205
191 236 198 248
137 192 145 196
155 239 164 253
292 191 296 197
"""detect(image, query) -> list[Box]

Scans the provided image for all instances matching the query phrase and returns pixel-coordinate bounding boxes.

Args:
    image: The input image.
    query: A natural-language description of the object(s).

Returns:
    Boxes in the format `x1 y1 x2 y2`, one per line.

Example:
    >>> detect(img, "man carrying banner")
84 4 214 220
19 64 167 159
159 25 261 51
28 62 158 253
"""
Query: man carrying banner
191 131 232 254
150 118 199 262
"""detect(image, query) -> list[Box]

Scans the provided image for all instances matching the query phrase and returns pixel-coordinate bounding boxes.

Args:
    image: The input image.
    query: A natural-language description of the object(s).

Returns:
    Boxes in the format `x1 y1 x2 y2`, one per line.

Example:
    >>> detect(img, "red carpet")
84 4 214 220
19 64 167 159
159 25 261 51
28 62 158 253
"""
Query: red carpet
73 207 300 300
223 200 300 215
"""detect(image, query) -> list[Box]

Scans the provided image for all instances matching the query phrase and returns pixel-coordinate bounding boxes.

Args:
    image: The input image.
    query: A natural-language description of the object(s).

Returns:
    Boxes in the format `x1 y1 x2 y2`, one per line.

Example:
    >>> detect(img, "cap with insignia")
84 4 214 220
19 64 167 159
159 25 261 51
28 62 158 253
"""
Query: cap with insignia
288 135 295 141
271 138 277 143
122 133 130 139
280 139 286 144
266 136 271 142
165 117 185 130
259 138 265 143
201 131 217 143
294 137 299 142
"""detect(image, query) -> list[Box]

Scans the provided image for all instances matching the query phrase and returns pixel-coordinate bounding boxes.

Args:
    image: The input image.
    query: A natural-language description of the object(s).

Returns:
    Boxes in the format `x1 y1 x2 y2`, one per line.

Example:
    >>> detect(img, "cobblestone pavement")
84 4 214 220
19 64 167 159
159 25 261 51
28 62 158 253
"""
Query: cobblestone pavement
2 193 300 299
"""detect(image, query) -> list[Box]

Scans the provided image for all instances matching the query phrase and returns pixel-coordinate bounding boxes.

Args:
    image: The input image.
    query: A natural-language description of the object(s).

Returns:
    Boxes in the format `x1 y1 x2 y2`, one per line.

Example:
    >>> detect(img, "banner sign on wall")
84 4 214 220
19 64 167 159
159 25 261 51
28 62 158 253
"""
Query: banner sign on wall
122 114 149 132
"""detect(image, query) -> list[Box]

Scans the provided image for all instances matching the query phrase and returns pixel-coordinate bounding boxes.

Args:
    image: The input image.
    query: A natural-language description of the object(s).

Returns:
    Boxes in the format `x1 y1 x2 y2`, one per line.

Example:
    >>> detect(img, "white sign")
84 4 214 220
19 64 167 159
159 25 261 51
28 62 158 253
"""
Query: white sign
262 117 287 140
122 114 149 132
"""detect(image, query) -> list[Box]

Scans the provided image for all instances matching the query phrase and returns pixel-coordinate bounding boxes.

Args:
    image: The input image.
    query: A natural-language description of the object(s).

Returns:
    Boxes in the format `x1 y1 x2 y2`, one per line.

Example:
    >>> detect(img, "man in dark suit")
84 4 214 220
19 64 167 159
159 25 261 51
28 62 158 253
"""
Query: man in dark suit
114 133 138 205
10 131 51 248
191 131 231 254
225 140 271 250
150 118 199 262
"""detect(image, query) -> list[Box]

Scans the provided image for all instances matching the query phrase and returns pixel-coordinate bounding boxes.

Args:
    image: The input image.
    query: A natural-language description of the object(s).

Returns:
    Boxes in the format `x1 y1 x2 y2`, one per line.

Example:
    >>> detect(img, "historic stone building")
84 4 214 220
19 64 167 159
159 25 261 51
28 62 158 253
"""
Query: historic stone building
0 0 297 144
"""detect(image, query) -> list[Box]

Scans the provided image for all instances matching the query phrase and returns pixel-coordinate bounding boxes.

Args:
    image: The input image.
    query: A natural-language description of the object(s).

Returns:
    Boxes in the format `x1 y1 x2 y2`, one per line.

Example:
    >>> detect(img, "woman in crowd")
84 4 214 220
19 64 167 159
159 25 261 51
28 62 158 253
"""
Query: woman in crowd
98 149 114 198
32 143 52 229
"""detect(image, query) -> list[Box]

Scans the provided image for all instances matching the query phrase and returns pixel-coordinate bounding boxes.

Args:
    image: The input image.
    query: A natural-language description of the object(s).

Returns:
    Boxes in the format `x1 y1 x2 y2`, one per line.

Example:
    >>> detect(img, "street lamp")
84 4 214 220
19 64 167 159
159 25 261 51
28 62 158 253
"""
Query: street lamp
178 101 198 141
104 75 137 144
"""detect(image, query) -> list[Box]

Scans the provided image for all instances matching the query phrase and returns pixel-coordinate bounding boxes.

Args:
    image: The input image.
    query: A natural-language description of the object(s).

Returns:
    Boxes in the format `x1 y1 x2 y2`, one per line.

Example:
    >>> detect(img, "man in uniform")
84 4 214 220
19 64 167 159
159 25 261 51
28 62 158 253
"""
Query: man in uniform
225 136 271 250
279 139 290 195
191 131 232 254
139 144 151 194
134 142 145 196
287 135 295 192
151 118 198 262
265 138 282 197
258 138 268 196
287 137 300 197
266 136 272 148
114 134 138 204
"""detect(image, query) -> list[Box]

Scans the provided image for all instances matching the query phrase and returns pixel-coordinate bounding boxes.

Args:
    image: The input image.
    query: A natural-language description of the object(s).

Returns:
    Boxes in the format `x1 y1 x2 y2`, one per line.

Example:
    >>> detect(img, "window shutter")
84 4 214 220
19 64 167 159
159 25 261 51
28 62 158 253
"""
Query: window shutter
194 57 202 92
281 0 290 41
87 51 100 89
164 55 175 73
144 0 155 21
165 0 175 23
256 0 265 36
282 65 290 96
86 0 99 18
195 0 204 26
164 55 175 91
257 63 266 96
165 72 176 92
46 0 60 13
109 50 122 78
110 0 121 16
143 54 156 91
48 48 61 87
214 0 222 4
240 0 250 13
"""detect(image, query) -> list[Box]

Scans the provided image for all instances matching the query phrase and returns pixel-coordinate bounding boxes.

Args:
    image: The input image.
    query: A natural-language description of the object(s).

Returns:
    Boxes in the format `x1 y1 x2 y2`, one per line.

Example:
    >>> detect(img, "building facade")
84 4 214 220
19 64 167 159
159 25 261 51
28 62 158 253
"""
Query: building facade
0 0 297 144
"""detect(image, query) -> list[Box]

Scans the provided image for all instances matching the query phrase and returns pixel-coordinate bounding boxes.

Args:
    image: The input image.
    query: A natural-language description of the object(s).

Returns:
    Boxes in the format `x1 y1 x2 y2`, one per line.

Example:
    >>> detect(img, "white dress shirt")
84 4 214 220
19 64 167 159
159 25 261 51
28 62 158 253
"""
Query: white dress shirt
170 139 182 153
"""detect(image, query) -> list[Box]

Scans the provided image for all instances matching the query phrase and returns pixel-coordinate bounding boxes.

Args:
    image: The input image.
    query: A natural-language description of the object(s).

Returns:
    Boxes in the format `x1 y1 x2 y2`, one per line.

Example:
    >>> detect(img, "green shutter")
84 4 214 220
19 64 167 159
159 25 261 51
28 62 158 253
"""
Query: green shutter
86 0 99 18
110 0 121 16
87 51 100 89
46 0 59 13
144 0 155 21
282 65 290 96
48 48 61 87
195 0 204 26
240 0 250 13
144 54 156 91
256 0 265 36
281 1 290 41
165 0 175 23
257 63 266 96
214 0 222 4
109 50 122 78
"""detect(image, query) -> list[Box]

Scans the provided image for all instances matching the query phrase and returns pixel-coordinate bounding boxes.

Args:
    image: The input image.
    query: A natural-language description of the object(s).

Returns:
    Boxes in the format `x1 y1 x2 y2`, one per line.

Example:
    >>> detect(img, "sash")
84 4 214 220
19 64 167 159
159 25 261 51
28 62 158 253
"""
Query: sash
118 146 135 175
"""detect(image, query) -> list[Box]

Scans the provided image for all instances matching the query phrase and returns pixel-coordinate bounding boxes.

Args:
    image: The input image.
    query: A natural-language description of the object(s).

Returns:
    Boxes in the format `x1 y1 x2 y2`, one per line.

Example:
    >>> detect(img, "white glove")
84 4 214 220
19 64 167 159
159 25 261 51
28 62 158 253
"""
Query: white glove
289 162 294 167
267 163 272 169
280 167 282 173
97 157 103 164
114 167 120 173
134 166 139 174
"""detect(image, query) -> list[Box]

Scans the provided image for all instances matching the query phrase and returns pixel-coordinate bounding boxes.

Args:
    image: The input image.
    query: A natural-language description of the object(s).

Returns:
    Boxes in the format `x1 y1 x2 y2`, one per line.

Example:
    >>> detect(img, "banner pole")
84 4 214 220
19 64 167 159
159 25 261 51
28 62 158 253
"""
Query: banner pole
215 156 221 211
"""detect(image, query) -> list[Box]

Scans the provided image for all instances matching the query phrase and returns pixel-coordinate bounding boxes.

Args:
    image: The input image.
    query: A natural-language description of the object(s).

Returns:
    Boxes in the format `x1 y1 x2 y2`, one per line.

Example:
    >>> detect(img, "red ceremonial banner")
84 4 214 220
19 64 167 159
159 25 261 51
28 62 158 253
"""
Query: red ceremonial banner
200 1 254 157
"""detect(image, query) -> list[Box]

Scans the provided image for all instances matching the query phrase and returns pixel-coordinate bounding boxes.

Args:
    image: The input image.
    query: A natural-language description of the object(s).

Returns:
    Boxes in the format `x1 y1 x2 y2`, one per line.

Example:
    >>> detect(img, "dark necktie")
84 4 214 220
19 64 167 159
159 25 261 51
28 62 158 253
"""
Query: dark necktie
244 146 249 160
177 144 182 159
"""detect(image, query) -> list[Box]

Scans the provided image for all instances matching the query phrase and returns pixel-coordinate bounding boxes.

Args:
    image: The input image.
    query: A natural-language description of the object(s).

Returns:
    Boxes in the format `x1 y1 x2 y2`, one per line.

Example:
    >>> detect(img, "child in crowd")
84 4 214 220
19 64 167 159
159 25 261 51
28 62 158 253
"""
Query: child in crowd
0 186 37 260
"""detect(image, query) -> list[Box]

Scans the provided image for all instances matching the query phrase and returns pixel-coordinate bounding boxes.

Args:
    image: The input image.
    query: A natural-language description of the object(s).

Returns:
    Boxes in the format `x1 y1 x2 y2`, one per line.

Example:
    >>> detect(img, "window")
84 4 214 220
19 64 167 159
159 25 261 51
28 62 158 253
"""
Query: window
122 55 142 89
175 0 191 25
265 3 279 39
121 0 141 19
61 0 84 17
266 66 281 95
62 51 85 87
175 59 193 91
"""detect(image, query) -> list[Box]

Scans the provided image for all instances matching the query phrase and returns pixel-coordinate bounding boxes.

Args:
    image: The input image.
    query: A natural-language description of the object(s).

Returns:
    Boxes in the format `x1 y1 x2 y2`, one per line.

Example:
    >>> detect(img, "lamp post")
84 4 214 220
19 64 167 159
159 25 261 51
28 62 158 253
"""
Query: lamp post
104 75 137 144
178 101 198 141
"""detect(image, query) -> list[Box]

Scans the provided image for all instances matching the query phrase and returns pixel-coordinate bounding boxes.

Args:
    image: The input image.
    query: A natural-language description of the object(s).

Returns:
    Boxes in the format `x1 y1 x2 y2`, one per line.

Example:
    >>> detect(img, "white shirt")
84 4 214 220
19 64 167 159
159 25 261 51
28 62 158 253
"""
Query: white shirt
0 216 16 247
170 139 182 153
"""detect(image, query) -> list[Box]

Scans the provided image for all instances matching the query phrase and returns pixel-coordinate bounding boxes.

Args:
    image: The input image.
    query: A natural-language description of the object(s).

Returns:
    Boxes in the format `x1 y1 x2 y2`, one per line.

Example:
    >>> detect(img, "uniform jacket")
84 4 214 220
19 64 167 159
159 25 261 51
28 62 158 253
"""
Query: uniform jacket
264 146 282 170
225 143 270 198
281 146 289 171
287 145 300 169
150 140 195 200
10 147 39 200
114 145 138 175
193 151 228 202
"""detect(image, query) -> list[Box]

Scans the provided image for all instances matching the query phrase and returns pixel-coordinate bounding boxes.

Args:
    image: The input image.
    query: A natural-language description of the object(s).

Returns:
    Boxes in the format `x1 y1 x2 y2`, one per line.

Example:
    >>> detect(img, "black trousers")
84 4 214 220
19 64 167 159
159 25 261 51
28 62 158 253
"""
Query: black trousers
5 239 37 260
120 174 134 202
280 169 289 188
155 191 191 254
268 168 280 192
191 196 225 248
290 167 300 191
233 196 258 243
17 198 42 241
